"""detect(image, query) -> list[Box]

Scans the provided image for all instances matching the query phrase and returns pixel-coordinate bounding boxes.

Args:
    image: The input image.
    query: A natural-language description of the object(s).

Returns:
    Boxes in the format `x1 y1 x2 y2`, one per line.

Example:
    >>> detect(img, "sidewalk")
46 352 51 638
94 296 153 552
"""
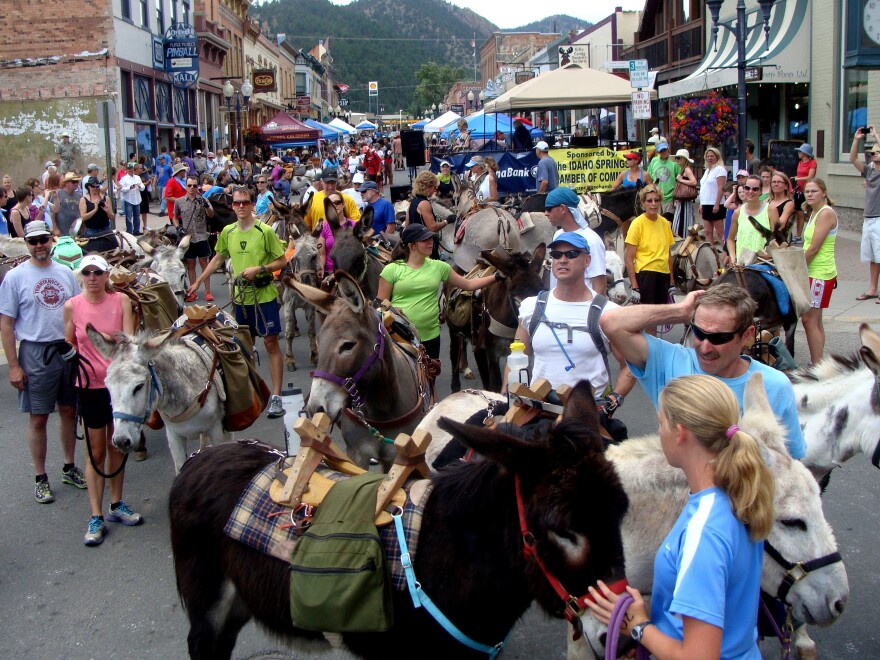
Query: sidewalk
816 229 879 327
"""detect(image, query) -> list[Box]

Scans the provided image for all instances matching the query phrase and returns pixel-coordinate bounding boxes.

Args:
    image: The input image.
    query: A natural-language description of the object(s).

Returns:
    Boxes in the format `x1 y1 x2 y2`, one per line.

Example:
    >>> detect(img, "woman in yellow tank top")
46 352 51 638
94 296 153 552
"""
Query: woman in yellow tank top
802 178 838 364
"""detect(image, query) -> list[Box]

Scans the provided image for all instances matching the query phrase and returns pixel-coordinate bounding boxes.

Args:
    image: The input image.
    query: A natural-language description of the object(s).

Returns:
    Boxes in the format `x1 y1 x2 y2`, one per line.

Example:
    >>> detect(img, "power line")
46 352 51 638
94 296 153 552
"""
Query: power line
275 35 473 43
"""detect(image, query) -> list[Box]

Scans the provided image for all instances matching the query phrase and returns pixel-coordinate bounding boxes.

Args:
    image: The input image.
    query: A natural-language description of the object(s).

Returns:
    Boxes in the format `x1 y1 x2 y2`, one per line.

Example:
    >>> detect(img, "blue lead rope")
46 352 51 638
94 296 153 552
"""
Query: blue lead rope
393 512 510 658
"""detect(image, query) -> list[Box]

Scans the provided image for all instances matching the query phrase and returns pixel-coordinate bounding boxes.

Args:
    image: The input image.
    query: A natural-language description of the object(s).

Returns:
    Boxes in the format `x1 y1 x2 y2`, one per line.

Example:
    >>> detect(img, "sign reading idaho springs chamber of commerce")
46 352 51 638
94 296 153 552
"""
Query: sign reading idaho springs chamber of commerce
164 23 200 88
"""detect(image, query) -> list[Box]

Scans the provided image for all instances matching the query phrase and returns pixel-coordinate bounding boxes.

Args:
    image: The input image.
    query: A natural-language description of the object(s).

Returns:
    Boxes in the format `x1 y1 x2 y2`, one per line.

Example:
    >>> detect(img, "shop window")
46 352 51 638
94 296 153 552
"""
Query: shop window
296 72 306 96
183 0 190 26
788 85 809 142
140 0 149 28
156 0 164 33
842 68 868 146
173 87 188 124
171 0 177 24
121 71 133 118
121 0 131 20
134 76 152 121
156 83 172 123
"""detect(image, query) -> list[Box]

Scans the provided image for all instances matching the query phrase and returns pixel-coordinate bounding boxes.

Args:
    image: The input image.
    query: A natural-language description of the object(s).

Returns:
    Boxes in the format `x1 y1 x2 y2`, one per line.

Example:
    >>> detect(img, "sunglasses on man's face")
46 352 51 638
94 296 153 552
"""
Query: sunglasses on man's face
549 249 586 260
690 322 742 345
27 236 50 246
232 200 252 207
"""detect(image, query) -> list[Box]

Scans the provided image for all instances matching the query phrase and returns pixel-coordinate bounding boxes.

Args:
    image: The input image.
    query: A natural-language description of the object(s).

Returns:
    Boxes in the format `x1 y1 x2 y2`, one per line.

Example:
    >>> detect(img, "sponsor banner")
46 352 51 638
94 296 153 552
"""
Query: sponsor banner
429 151 539 194
164 23 199 89
552 147 630 193
252 69 276 93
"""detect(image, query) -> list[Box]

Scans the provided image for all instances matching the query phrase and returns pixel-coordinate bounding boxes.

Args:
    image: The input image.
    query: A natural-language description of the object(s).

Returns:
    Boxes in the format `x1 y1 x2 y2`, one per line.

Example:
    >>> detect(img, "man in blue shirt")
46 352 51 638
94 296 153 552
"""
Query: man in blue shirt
600 283 806 459
358 181 395 236
156 155 172 216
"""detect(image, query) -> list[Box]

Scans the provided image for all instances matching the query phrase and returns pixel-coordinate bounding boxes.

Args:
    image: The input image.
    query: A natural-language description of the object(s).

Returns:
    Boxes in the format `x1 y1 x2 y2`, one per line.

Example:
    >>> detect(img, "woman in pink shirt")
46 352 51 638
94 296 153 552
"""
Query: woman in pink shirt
63 254 140 547
316 194 357 280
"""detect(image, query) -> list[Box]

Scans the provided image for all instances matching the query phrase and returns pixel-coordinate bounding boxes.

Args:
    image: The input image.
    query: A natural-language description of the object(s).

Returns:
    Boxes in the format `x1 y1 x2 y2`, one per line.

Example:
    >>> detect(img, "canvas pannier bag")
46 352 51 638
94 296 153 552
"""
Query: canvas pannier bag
210 324 270 432
768 242 812 318
288 472 393 633
136 281 181 332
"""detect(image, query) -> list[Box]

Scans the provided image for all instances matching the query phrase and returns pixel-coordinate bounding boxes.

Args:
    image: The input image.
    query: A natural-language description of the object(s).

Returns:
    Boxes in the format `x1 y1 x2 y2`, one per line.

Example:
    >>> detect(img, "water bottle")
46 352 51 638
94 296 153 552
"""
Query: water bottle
281 383 305 455
506 340 529 405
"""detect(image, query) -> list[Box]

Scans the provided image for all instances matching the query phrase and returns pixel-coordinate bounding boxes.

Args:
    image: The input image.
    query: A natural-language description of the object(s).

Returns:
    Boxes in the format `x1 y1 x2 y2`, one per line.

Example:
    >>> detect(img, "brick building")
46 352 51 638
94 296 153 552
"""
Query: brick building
479 32 560 85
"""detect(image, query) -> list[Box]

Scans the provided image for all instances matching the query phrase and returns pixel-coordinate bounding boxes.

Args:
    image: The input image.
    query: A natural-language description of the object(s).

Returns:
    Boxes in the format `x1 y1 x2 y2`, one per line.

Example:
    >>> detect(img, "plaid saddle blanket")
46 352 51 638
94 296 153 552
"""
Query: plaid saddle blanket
224 454 430 591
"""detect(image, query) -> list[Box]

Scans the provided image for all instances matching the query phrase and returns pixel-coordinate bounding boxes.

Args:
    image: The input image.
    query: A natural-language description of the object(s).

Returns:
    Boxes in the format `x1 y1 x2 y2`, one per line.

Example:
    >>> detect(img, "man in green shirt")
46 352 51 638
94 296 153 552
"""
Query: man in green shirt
646 143 680 218
187 186 290 417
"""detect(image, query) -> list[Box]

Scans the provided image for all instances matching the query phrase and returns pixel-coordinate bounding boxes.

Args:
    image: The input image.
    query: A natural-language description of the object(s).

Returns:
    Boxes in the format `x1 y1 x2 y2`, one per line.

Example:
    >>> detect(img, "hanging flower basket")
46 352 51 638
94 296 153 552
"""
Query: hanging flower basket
670 91 737 152
243 125 264 145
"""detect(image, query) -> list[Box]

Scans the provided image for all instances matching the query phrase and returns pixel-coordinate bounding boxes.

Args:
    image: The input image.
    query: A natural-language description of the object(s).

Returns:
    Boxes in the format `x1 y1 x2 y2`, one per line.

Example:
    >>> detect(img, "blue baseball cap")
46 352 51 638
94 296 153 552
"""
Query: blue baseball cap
655 142 669 151
545 186 579 210
548 231 590 253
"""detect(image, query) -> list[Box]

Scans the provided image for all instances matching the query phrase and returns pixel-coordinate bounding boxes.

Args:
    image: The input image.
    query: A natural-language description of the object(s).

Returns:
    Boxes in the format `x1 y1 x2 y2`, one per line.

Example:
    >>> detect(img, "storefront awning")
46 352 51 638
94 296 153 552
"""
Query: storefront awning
659 0 810 100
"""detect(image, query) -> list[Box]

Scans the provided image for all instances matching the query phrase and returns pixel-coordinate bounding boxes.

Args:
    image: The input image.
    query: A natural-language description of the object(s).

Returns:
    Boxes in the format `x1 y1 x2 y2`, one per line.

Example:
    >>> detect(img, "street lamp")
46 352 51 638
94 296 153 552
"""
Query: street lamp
431 102 436 117
439 102 445 114
467 90 475 114
479 90 485 109
705 0 775 169
223 78 252 156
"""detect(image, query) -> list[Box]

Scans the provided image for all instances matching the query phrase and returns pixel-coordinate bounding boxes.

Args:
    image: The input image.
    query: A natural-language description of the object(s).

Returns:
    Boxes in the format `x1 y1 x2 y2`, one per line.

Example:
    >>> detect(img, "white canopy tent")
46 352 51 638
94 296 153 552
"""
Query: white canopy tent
328 117 357 135
423 110 461 133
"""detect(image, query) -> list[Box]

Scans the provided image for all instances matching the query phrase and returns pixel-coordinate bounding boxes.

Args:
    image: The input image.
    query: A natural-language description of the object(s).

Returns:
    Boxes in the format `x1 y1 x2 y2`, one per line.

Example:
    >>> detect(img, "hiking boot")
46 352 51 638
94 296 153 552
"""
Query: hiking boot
84 516 106 546
106 501 144 526
266 395 285 419
35 479 55 504
61 466 87 489
185 291 197 303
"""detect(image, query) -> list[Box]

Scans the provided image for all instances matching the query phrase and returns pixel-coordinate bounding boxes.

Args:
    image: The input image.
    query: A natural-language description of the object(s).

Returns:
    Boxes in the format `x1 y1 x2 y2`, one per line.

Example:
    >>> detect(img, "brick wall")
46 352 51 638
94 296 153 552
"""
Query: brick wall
0 0 113 61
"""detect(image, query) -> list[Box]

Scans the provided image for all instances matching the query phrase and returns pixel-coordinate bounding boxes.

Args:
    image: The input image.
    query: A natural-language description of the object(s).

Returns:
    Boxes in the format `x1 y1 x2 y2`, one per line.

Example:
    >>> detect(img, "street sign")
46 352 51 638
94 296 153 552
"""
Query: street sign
604 60 631 70
164 23 199 89
368 81 378 97
629 59 649 89
744 66 763 82
631 91 652 119
339 98 349 107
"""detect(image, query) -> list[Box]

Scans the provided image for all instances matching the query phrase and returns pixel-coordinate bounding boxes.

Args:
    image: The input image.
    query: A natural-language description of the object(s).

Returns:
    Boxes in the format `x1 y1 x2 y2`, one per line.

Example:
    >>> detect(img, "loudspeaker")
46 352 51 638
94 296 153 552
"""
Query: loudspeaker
570 136 598 148
190 136 203 153
390 185 412 203
401 130 426 166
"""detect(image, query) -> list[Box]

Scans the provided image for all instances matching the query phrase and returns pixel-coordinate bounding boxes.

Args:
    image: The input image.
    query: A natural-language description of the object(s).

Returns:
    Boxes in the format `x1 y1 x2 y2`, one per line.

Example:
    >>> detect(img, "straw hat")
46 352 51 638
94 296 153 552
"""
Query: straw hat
673 148 694 164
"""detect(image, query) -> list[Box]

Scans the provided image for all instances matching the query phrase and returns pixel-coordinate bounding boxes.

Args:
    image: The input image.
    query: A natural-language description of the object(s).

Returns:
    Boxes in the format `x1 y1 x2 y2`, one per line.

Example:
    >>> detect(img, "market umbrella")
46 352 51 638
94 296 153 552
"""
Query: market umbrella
483 63 656 112
260 111 320 144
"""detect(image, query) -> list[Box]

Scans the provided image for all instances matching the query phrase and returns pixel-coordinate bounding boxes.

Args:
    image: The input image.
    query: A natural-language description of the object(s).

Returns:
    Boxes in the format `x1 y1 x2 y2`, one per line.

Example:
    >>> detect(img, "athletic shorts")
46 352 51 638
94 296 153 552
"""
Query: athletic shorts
234 299 281 337
701 204 726 221
636 270 672 305
78 387 113 429
183 239 212 260
17 340 77 415
860 217 880 263
809 276 836 309
793 191 806 212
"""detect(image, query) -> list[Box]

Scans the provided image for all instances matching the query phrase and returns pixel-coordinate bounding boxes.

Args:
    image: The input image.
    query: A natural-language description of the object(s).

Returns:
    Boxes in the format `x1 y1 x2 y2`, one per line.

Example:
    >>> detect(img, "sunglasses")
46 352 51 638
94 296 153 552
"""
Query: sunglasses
186 184 199 188
742 185 760 192
27 236 50 245
549 249 586 260
330 199 345 206
690 322 742 345
231 200 252 207
82 269 105 277
256 180 267 184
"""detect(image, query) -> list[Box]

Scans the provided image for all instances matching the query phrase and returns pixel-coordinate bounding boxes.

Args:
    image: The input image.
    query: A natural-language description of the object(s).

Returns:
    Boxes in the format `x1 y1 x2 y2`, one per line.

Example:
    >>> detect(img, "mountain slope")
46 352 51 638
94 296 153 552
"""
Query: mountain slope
510 14 592 35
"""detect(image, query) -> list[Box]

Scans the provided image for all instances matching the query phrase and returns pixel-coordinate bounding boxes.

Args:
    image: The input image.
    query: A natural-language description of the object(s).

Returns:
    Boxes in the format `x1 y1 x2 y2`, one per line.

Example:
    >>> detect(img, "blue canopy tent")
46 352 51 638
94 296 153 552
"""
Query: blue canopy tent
355 120 378 130
410 119 429 130
304 119 345 140
440 111 544 141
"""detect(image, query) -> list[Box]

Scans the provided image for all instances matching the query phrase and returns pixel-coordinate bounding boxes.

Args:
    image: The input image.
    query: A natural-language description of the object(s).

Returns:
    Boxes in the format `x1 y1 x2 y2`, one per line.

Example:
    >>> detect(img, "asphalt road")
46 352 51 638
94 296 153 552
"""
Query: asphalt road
0 170 878 658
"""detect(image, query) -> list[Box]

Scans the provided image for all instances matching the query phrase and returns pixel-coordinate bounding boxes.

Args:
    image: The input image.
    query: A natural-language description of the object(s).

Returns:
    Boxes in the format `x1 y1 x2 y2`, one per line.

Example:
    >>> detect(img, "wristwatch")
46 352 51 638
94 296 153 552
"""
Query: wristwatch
259 265 267 274
631 621 652 642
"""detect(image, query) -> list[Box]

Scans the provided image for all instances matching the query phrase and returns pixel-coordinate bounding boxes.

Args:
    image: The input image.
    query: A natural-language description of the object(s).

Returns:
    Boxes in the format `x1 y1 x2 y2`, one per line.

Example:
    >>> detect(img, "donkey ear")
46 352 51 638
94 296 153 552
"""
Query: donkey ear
86 323 125 358
480 246 512 273
143 330 173 350
743 372 772 417
285 276 336 315
563 380 601 428
859 323 880 380
138 240 155 255
177 233 192 253
324 196 339 224
437 416 542 471
334 270 367 315
358 206 374 238
529 243 546 271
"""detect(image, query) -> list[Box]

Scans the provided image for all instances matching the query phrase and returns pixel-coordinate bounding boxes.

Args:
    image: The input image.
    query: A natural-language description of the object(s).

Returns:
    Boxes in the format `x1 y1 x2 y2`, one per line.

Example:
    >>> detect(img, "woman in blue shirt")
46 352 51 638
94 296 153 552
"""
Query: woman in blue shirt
587 374 774 659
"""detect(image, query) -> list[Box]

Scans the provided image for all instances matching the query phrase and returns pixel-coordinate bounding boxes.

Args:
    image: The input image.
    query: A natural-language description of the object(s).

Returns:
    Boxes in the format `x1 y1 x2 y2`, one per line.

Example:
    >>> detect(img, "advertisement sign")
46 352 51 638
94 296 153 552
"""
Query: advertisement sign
252 69 276 93
152 35 164 70
450 104 464 114
558 45 589 67
514 71 535 85
297 95 311 110
368 81 378 97
164 23 199 89
552 147 629 193
429 151 539 194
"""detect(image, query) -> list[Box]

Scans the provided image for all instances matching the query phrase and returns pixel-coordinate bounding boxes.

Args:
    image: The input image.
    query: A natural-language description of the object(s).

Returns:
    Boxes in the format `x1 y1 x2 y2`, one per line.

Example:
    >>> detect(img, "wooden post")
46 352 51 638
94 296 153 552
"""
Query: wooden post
278 413 339 506
503 378 553 426
375 428 431 518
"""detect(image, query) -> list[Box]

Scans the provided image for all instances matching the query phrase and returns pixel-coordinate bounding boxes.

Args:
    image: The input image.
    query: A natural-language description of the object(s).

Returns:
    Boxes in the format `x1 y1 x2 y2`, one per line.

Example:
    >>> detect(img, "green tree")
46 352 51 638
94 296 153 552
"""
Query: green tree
414 62 467 111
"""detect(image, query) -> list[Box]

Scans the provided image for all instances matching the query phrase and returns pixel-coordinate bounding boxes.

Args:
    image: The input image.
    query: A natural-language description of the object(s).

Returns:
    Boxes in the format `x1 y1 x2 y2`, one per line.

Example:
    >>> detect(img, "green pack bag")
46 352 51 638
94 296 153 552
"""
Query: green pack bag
289 472 393 633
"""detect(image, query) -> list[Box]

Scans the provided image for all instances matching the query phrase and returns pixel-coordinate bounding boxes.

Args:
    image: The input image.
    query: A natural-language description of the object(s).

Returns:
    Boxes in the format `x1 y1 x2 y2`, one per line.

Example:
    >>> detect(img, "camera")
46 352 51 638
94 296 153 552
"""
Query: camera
859 126 869 136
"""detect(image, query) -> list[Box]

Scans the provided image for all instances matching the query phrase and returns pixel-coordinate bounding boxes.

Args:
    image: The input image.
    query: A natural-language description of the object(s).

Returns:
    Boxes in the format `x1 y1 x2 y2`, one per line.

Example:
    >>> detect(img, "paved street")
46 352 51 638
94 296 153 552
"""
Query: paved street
0 169 878 658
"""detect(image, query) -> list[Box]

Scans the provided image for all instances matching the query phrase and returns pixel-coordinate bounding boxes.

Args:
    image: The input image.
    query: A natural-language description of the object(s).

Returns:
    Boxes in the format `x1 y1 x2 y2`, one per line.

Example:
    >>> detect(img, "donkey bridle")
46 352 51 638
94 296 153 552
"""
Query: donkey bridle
113 361 162 425
312 316 385 409
762 539 843 603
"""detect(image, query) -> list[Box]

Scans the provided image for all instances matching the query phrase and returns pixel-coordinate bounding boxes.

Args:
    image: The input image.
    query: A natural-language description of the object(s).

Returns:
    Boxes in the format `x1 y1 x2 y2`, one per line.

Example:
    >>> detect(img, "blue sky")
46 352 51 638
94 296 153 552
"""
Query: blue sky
324 0 646 29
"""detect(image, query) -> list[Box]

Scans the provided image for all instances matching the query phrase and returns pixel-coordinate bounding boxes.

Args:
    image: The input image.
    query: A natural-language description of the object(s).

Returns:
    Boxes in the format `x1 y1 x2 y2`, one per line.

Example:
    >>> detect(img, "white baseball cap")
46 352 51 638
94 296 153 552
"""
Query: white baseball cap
79 254 110 272
535 141 550 152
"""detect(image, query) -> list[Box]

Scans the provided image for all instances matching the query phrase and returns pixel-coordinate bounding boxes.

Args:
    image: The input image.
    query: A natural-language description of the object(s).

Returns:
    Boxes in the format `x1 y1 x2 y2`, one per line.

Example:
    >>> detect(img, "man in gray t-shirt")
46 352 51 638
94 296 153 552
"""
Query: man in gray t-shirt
56 134 77 174
54 173 82 236
0 221 83 503
535 141 559 193
849 127 880 299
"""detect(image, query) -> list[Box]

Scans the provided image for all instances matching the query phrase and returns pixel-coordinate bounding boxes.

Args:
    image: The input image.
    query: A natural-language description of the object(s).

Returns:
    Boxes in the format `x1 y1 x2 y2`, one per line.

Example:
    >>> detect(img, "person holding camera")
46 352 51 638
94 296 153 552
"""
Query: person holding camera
186 186 289 418
174 175 215 303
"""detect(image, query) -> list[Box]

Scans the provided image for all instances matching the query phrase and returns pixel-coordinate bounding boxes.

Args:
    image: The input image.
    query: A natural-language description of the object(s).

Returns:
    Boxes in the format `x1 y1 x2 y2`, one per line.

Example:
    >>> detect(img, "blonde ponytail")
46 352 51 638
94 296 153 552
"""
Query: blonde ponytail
659 375 775 541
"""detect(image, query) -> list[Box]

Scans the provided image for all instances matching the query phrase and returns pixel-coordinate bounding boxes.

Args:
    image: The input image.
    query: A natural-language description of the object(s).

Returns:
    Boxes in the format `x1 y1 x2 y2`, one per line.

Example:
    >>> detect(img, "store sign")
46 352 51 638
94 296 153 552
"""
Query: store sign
252 69 276 93
744 66 763 82
515 71 535 85
558 45 589 67
152 35 164 70
368 81 378 96
164 23 199 89
297 95 311 110
450 104 464 114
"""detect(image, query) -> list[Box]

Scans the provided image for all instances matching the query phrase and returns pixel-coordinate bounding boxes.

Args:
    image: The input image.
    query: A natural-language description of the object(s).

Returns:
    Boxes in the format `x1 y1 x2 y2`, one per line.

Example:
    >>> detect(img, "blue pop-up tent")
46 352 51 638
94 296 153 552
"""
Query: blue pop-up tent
304 119 345 140
411 119 429 130
440 111 544 141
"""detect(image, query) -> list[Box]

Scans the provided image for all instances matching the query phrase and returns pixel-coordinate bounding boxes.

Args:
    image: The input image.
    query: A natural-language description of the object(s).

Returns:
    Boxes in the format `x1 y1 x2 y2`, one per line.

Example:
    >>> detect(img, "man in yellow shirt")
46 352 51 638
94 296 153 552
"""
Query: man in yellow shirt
304 169 361 231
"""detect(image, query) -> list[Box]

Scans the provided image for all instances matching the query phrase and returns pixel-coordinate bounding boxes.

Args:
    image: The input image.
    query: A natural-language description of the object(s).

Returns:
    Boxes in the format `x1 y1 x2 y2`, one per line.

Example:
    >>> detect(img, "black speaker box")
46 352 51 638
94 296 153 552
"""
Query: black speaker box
190 136 203 152
401 130 426 166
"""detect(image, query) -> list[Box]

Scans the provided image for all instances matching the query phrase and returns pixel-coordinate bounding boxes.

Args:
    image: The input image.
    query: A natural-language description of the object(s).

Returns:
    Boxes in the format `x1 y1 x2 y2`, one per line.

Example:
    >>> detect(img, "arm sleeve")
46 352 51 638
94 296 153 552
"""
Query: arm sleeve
346 196 361 221
627 334 678 409
214 227 230 257
668 525 732 629
437 260 451 282
380 262 400 285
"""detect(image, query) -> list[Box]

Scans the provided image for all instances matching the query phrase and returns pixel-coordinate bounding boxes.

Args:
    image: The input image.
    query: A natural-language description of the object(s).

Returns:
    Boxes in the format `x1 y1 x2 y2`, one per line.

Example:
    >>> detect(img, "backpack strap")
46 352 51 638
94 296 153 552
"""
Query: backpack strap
587 293 611 387
526 290 549 380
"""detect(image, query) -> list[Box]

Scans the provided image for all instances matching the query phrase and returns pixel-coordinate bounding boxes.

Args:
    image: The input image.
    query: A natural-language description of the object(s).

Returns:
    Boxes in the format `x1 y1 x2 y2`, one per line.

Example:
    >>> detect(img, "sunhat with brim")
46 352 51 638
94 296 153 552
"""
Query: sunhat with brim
172 163 189 176
465 156 485 168
674 149 694 164
870 144 880 155
796 143 814 158
623 152 641 161
61 172 81 183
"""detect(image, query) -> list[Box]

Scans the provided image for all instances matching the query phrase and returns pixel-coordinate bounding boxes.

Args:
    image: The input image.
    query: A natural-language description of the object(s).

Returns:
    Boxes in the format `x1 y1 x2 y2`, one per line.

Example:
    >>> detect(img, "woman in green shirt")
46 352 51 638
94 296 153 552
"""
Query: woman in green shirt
378 224 500 359
801 178 838 364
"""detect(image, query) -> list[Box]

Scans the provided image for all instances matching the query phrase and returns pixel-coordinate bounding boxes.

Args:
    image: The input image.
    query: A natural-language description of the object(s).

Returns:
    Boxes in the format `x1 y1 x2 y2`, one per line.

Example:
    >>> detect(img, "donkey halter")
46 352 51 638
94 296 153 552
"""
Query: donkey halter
312 315 385 409
112 360 162 425
762 539 843 603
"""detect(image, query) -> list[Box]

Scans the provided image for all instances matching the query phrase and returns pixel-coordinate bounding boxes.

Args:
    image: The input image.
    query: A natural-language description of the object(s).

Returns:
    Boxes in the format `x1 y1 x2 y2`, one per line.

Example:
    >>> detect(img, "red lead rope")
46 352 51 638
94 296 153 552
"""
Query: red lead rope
515 475 629 623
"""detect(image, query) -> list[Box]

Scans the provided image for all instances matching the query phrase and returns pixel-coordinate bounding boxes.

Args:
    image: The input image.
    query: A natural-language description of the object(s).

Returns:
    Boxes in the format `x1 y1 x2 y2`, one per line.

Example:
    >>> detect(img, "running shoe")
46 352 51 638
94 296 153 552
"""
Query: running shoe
35 479 55 504
204 291 214 302
106 501 144 526
185 291 197 303
61 466 87 489
266 395 285 419
84 516 106 546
